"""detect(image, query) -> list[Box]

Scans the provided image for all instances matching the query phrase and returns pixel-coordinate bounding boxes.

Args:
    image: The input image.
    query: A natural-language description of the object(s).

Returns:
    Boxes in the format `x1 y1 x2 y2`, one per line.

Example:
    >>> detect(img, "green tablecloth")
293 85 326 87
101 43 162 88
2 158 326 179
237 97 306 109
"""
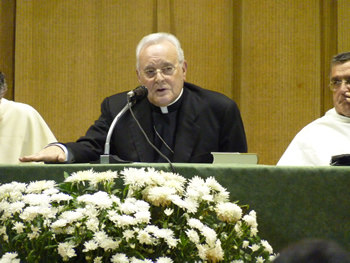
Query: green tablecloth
0 163 349 253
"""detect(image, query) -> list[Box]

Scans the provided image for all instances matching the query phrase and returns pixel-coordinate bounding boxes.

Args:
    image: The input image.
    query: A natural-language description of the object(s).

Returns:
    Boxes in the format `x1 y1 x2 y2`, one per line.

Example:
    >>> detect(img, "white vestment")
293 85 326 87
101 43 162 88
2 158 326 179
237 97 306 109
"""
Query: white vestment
277 108 350 166
0 98 57 164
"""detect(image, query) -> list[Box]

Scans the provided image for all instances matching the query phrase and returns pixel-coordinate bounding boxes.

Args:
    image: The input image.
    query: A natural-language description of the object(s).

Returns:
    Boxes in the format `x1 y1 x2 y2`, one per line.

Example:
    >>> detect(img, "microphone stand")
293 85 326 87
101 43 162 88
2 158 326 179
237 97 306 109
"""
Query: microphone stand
100 102 133 164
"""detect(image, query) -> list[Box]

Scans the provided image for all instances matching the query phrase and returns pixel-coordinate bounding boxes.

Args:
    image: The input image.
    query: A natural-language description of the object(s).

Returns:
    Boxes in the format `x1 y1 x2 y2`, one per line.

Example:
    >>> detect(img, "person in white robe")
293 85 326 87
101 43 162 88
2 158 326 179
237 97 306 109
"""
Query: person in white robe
0 72 57 164
278 51 350 166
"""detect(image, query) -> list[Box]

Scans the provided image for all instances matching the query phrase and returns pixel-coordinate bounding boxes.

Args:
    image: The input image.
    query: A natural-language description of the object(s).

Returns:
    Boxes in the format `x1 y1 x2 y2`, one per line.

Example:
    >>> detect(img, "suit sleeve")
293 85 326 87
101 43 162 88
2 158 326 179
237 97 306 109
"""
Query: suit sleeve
219 100 248 153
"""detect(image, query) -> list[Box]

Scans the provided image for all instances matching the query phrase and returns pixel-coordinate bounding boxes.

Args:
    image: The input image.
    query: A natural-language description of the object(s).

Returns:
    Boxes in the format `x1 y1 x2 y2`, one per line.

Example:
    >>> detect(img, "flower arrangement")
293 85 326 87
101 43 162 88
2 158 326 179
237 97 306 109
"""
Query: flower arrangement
0 168 275 263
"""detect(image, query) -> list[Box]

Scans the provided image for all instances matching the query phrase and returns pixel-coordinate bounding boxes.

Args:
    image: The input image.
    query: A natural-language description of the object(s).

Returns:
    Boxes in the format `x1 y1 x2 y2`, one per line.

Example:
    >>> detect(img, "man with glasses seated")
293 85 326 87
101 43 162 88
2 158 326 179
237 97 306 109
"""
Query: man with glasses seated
20 32 247 164
278 51 350 166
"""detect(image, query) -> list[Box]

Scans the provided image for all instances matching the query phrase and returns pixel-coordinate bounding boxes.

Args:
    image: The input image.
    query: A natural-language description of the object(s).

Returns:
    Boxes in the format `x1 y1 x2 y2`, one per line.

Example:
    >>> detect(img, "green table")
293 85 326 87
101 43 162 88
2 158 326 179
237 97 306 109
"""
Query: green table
0 163 349 253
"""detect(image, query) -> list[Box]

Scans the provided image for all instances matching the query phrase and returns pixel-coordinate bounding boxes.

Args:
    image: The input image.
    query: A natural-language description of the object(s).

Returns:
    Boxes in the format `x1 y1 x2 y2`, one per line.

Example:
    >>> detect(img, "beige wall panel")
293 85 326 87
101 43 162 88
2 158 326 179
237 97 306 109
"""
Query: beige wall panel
241 0 322 164
338 0 350 52
321 0 337 114
15 0 155 142
0 0 15 100
172 0 240 102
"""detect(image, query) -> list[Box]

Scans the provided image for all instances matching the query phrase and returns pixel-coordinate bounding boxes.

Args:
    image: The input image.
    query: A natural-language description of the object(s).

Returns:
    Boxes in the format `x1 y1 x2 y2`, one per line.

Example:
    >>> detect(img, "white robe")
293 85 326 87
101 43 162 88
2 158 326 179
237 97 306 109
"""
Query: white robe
277 108 350 166
0 98 57 164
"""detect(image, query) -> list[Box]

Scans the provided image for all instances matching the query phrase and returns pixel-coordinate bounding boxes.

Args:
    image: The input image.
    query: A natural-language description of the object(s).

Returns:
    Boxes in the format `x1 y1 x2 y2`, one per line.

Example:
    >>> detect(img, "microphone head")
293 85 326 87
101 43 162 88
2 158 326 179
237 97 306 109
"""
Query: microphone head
128 85 148 102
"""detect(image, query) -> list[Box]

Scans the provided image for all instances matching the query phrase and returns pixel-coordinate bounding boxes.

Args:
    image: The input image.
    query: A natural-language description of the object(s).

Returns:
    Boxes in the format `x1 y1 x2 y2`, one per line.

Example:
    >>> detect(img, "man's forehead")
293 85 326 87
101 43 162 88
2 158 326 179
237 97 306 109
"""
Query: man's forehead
332 61 350 76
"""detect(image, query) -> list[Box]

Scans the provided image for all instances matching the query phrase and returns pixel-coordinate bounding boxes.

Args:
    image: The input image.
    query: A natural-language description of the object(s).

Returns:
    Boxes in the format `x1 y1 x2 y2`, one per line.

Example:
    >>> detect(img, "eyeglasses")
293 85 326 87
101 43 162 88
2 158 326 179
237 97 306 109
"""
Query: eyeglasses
329 77 350 91
141 64 179 79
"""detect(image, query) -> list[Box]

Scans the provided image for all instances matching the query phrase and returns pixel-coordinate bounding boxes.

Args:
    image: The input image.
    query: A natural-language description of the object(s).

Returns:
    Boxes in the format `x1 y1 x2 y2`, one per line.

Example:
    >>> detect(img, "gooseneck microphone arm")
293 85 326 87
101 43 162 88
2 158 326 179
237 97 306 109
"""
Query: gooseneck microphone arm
127 102 176 173
100 86 148 164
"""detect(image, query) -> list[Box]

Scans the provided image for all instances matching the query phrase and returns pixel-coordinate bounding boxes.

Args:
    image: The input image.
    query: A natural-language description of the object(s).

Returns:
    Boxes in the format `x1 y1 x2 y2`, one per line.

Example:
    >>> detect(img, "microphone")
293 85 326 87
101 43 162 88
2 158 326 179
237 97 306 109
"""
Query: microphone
99 86 148 164
127 85 148 102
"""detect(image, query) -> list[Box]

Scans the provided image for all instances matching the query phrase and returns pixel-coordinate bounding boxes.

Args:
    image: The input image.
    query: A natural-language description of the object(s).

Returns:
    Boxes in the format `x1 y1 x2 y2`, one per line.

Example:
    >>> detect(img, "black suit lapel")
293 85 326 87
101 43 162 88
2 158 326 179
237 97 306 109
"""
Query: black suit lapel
173 91 200 162
129 100 155 162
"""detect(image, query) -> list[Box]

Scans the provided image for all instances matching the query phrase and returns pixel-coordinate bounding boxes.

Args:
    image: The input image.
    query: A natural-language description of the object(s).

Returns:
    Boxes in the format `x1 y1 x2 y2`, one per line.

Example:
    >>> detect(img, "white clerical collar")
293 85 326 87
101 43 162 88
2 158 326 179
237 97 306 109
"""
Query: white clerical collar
159 88 184 114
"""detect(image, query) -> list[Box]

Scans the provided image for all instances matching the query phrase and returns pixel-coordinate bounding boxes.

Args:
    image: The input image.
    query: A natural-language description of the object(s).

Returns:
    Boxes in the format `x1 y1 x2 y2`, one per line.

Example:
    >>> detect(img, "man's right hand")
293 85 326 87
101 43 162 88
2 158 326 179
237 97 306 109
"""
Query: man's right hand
19 145 67 163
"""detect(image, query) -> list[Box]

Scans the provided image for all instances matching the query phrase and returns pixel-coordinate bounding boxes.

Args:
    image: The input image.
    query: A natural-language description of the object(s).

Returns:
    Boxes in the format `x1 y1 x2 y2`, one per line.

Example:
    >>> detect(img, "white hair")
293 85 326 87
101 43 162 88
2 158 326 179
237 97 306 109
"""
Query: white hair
136 32 185 69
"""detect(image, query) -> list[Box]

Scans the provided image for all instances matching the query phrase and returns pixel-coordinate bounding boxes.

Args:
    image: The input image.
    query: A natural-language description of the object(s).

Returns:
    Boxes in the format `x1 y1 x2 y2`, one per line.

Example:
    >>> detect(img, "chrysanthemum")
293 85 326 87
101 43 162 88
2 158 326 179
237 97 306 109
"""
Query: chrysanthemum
156 257 173 263
22 193 50 207
89 170 118 186
0 252 20 263
8 201 25 214
111 253 129 263
12 222 25 234
137 230 154 245
57 241 77 260
261 239 273 254
215 202 242 223
187 218 204 230
201 226 217 246
243 210 258 228
186 229 200 244
65 169 95 184
50 193 73 203
77 191 113 209
26 180 56 194
143 186 176 207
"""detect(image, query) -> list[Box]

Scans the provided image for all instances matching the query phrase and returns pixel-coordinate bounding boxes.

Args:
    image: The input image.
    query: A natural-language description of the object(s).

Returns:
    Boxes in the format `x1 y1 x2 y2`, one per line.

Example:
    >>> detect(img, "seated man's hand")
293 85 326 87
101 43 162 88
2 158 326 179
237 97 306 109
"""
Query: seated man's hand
19 145 66 163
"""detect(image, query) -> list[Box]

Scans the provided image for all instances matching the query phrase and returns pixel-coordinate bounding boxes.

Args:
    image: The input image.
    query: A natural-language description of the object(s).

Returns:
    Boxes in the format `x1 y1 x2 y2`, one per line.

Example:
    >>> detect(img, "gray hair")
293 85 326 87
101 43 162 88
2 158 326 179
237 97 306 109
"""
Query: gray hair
331 51 350 67
136 32 185 69
0 72 7 99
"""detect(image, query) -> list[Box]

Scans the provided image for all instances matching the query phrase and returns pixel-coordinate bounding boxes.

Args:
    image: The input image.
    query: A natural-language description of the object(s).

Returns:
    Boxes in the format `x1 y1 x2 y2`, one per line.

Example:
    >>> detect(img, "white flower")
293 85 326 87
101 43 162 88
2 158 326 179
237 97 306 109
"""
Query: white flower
215 202 242 223
89 170 118 186
108 214 136 228
26 180 56 194
43 188 59 195
243 210 258 228
60 210 84 222
64 169 95 184
134 210 151 224
121 167 152 189
143 186 176 207
0 252 20 263
256 256 265 263
57 241 77 260
99 238 120 251
20 206 43 222
111 253 129 263
82 240 99 252
261 239 273 254
137 230 154 245
123 229 135 241
22 194 50 207
164 208 174 216
250 227 259 237
93 256 103 263
12 222 25 234
50 219 69 231
249 244 260 252
197 239 224 262
187 218 204 230
186 229 200 244
78 191 113 209
242 240 250 248
8 201 25 214
85 217 100 232
156 257 173 263
50 193 73 203
201 226 217 246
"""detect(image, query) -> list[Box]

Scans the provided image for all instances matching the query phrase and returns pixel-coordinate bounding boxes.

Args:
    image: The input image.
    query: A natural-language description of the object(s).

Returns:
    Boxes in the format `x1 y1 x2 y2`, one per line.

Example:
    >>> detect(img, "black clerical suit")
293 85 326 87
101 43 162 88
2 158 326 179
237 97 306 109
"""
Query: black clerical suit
65 82 247 163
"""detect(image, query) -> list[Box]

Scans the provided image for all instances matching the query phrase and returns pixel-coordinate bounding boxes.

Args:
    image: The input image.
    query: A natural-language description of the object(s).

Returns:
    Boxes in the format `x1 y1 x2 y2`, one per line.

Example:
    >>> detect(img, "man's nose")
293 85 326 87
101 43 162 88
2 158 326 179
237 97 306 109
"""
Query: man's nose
154 70 165 80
